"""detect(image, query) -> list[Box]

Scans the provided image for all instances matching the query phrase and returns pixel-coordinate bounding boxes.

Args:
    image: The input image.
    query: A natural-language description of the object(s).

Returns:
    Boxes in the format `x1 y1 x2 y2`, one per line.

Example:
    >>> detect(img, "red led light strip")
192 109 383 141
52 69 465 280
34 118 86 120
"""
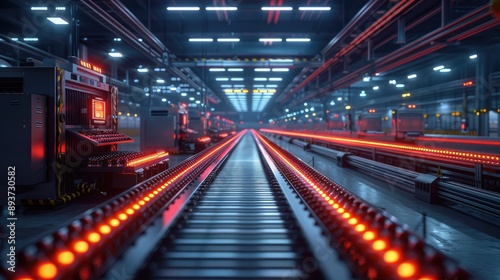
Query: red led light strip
253 130 467 279
126 151 169 167
18 131 246 280
261 129 500 165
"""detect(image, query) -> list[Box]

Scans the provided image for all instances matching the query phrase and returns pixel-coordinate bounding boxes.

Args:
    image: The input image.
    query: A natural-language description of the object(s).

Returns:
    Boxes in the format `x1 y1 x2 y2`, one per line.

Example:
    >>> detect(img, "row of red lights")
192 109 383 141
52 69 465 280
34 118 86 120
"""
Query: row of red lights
18 132 246 280
126 151 169 167
253 130 455 279
261 129 500 166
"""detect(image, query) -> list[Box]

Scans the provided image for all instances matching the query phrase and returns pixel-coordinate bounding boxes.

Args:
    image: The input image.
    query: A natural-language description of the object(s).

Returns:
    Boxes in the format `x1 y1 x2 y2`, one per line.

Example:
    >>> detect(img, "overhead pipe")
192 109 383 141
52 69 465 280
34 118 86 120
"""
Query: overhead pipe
289 4 495 107
106 0 167 55
281 0 420 103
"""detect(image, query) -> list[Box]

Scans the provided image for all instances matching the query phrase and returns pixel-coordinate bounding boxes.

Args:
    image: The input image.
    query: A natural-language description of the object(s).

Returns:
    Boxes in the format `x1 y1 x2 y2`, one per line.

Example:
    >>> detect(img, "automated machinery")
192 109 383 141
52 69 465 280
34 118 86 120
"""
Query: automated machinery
0 57 169 205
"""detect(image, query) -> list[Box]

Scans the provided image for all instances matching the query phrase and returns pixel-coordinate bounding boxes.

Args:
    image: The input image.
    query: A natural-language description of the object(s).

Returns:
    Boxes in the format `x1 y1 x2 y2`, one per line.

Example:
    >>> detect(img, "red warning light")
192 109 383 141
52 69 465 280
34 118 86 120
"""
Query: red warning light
368 109 376 113
407 104 416 109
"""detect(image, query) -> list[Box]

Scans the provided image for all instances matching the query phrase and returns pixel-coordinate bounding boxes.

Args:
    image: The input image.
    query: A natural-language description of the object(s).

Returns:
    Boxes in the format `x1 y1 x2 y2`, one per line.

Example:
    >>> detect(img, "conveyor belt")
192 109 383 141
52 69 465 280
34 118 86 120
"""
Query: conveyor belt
136 133 324 279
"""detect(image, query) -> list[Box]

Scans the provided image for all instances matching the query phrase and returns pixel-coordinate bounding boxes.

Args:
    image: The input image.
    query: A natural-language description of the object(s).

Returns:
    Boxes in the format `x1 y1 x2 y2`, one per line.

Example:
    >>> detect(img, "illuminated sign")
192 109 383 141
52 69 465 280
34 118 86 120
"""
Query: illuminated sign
79 60 102 74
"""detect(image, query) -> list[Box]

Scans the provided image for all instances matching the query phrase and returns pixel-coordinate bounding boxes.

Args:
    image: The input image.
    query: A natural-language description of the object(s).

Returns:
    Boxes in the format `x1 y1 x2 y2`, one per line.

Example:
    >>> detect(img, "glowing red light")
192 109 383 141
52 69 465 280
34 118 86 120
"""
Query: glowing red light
37 262 58 279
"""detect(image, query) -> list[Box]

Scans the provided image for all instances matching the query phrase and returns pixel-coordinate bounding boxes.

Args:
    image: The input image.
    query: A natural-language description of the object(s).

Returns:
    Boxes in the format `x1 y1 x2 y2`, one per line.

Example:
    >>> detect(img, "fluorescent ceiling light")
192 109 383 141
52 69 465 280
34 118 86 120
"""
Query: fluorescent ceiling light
269 59 293 62
440 68 451 72
138 38 143 42
216 78 229 81
228 68 243 72
253 85 265 88
255 68 271 72
220 85 232 88
181 93 188 96
298 7 331 11
389 79 397 85
272 68 289 72
268 77 282 81
189 38 213 42
259 38 282 42
31 7 48 10
469 54 477 59
195 100 201 104
157 79 165 83
189 97 195 101
170 87 177 90
108 52 123 57
362 76 370 82
396 84 405 88
206 7 237 11
217 38 240 42
373 86 379 90
234 84 245 87
262 7 293 11
231 78 244 81
161 98 167 102
56 7 66 11
286 38 310 42
266 84 278 88
209 68 225 72
407 74 417 79
167 7 200 11
359 91 367 97
23 38 38 42
254 78 267 81
137 68 148 73
433 65 444 71
47 17 69 25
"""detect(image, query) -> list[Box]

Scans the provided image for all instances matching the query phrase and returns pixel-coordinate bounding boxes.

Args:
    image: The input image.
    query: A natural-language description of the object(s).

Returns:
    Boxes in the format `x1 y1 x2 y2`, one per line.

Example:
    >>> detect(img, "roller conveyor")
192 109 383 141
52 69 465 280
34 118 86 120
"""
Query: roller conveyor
136 132 323 279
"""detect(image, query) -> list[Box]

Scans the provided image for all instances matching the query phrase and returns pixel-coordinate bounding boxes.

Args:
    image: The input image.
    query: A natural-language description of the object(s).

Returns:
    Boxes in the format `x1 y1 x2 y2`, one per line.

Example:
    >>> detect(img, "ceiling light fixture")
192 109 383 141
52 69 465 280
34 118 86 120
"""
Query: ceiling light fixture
217 38 240 42
469 54 478 59
396 84 405 88
108 52 123 57
227 68 243 72
189 38 213 42
298 7 331 11
439 68 451 72
272 68 289 72
269 59 294 62
259 38 282 42
286 38 310 42
407 74 417 79
373 86 380 90
137 68 148 73
433 65 444 71
268 78 282 81
254 78 267 81
231 78 244 81
206 7 237 11
216 78 229 81
47 17 69 25
157 79 165 83
167 7 200 11
261 7 293 11
31 7 48 10
209 68 225 72
255 68 271 72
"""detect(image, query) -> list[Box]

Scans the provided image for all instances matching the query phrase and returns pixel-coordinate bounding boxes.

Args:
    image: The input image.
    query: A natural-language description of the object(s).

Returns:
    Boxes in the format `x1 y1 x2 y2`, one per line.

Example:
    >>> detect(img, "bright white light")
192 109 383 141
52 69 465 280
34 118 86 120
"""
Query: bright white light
167 7 200 11
433 65 444 71
31 7 48 10
133 79 139 83
304 103 308 106
389 79 397 85
161 98 167 102
262 7 293 11
137 68 148 73
234 84 245 87
286 38 311 42
254 78 267 81
209 68 225 72
255 68 271 72
360 91 367 97
108 52 123 57
47 17 69 25
469 54 477 59
189 97 195 101
138 38 143 42
189 38 213 42
56 7 66 10
375 73 380 76
217 38 240 42
206 7 237 11
268 77 282 81
373 86 379 90
266 84 278 88
11 38 18 41
228 68 243 72
253 85 264 88
231 78 244 81
23 38 38 42
269 59 294 62
259 38 282 42
337 97 342 101
363 76 370 82
396 84 405 88
114 38 121 42
170 87 177 90
272 68 289 72
181 93 188 96
216 78 229 81
407 74 417 79
298 7 331 11
440 68 451 72
285 109 289 112
145 93 149 96
330 101 335 105
157 79 165 83
195 100 201 104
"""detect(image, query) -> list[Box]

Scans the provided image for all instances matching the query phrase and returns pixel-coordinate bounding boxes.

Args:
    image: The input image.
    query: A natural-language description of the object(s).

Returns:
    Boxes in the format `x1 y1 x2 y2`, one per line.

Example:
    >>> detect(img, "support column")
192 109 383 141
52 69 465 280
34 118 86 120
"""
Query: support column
475 53 491 136
68 3 80 58
396 18 406 44
441 0 451 27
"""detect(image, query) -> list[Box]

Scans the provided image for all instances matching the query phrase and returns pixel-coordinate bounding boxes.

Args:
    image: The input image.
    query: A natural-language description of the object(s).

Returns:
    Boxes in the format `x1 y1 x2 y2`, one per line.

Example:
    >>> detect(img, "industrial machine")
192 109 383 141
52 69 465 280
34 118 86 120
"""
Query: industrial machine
392 106 425 140
357 110 383 137
327 113 345 130
0 57 168 205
